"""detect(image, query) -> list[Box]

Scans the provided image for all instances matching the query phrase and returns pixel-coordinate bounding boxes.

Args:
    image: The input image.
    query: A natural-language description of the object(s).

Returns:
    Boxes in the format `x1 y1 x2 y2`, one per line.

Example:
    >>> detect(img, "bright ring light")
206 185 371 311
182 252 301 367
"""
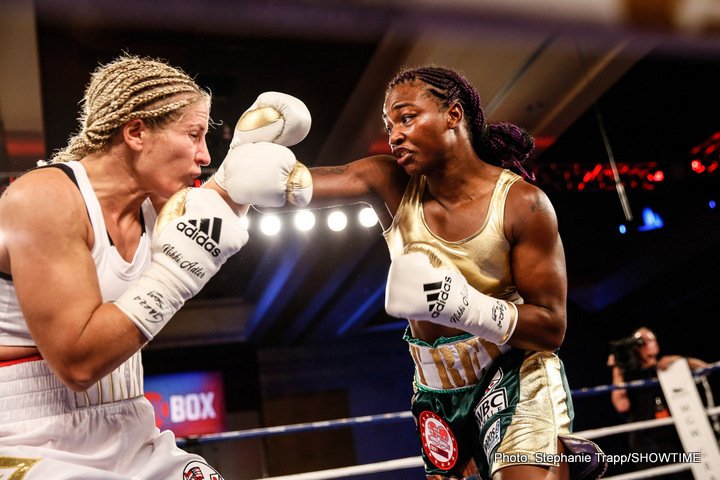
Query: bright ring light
358 207 378 227
294 210 315 231
327 211 347 232
260 215 281 236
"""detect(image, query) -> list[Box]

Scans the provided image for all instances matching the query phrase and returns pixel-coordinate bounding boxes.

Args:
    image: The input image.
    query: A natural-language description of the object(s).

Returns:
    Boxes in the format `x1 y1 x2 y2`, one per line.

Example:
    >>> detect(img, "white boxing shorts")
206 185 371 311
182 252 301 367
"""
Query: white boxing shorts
0 355 223 480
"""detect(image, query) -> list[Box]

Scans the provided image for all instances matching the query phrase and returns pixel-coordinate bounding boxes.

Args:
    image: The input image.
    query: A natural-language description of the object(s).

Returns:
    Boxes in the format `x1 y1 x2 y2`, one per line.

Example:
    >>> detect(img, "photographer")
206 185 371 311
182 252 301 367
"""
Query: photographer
607 327 708 476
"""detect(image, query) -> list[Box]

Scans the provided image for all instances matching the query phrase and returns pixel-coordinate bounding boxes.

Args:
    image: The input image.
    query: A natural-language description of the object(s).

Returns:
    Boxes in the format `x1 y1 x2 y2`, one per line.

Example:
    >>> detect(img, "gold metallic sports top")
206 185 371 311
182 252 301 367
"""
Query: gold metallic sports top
383 170 524 390
383 169 523 304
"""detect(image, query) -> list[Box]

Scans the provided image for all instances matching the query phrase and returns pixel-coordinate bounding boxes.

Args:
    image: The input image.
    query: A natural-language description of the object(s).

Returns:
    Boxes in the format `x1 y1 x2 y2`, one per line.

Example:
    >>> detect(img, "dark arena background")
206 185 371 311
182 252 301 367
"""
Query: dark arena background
1 1 719 478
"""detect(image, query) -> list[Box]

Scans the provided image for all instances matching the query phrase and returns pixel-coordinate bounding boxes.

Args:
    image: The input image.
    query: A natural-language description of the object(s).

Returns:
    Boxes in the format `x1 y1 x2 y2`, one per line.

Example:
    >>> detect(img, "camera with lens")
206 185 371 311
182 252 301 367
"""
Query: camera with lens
609 335 645 374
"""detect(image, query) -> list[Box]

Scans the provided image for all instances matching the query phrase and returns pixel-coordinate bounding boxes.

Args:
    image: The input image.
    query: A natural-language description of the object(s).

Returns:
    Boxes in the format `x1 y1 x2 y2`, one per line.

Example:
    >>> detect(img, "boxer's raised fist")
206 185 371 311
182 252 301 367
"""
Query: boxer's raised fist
385 252 517 345
115 188 248 339
214 142 312 208
231 91 311 148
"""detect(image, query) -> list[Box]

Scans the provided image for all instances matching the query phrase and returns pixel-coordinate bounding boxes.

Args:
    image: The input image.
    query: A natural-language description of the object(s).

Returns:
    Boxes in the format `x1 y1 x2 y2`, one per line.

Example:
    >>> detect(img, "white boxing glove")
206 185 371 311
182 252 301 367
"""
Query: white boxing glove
231 91 312 147
115 188 249 340
385 252 518 345
214 141 312 208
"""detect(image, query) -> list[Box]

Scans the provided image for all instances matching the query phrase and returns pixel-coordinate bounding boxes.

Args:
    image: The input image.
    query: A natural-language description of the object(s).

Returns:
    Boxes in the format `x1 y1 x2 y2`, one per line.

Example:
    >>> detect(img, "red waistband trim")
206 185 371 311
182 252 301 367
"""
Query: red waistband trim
0 353 43 367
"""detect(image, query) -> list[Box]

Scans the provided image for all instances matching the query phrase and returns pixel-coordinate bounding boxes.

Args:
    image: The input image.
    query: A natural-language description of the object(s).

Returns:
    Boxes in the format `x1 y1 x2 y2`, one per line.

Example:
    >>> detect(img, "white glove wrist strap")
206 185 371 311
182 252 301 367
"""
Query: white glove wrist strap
115 262 187 340
463 290 518 345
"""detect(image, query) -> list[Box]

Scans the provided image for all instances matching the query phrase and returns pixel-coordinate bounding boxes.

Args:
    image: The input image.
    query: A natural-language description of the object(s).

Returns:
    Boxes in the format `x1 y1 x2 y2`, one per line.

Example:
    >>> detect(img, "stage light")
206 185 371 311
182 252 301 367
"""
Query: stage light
710 200 716 210
358 207 378 227
327 211 347 232
688 131 720 176
649 170 664 182
259 215 281 236
637 207 664 231
619 224 627 234
691 159 706 174
293 210 315 231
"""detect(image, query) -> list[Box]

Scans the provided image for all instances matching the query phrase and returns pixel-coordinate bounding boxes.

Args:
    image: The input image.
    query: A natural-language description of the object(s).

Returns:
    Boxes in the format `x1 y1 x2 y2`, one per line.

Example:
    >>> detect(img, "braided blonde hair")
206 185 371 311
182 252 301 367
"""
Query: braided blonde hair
44 54 209 164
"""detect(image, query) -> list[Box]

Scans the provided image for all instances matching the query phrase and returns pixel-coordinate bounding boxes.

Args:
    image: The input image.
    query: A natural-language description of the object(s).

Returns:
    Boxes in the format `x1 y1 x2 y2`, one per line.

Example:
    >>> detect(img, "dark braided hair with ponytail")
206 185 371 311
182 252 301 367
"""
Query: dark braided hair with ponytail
386 66 535 179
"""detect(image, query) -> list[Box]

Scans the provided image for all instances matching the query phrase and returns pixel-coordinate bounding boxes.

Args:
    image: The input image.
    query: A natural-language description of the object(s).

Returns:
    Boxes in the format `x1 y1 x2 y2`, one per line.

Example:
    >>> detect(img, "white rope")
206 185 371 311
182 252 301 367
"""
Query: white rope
185 364 720 479
248 405 720 480
178 363 720 447
249 457 694 480
250 457 424 480
248 457 693 480
602 462 690 479
579 415 676 439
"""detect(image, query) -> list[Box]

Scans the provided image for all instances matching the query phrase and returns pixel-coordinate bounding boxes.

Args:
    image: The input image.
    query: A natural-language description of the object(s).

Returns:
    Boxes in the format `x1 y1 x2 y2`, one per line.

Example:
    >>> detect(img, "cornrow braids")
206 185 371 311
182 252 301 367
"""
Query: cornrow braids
387 65 535 179
45 54 208 164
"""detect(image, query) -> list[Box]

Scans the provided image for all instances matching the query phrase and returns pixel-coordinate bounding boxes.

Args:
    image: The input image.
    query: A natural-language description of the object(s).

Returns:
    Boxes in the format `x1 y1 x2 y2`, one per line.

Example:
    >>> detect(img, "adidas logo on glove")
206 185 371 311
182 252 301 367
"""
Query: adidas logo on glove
423 277 470 322
423 277 452 318
176 218 223 257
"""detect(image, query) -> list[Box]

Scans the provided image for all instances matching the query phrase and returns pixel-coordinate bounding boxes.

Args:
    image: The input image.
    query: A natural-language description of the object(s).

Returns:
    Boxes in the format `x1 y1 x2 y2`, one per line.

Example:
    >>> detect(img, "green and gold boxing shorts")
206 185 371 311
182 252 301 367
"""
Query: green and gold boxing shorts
406 334 606 479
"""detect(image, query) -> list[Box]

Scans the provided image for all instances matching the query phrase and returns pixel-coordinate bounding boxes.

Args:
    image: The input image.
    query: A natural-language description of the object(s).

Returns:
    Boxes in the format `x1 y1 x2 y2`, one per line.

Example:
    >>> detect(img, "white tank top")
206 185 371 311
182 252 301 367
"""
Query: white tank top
0 161 156 346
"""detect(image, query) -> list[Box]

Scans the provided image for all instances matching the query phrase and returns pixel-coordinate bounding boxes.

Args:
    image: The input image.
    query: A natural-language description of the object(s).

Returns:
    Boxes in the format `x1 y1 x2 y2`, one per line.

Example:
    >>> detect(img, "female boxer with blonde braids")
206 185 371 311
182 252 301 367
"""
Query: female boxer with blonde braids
0 54 309 479
305 66 606 479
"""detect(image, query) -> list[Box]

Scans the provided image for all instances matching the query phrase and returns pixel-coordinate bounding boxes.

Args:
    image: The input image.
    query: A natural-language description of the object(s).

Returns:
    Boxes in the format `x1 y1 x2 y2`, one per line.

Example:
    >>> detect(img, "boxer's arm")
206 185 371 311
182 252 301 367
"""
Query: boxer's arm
0 170 146 390
1 173 247 391
503 180 568 352
209 92 407 219
307 154 407 230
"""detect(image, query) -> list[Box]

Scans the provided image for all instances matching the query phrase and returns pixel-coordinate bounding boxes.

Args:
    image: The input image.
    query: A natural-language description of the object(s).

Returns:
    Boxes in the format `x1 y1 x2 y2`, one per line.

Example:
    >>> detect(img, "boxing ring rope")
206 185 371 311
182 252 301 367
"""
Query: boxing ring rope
242 458 697 480
176 361 720 479
190 408 720 480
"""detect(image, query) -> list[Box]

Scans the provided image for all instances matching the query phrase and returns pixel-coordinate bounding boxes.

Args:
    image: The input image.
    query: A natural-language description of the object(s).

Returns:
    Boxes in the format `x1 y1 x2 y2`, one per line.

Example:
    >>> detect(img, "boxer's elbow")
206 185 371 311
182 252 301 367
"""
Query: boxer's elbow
521 306 566 352
47 349 111 391
533 325 565 352
52 361 102 391
545 313 566 351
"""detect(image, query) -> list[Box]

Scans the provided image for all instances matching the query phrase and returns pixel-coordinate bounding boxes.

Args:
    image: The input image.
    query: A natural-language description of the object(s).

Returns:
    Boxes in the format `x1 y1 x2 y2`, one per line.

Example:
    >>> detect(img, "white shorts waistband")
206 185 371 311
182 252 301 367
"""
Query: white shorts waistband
0 352 144 423
407 335 511 391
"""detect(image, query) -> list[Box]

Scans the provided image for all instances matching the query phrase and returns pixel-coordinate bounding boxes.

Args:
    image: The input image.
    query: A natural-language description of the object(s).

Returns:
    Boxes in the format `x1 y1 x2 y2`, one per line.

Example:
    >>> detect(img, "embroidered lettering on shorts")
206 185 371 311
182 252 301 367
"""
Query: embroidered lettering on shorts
0 457 40 480
419 411 459 471
483 419 502 462
475 388 508 427
182 460 223 480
